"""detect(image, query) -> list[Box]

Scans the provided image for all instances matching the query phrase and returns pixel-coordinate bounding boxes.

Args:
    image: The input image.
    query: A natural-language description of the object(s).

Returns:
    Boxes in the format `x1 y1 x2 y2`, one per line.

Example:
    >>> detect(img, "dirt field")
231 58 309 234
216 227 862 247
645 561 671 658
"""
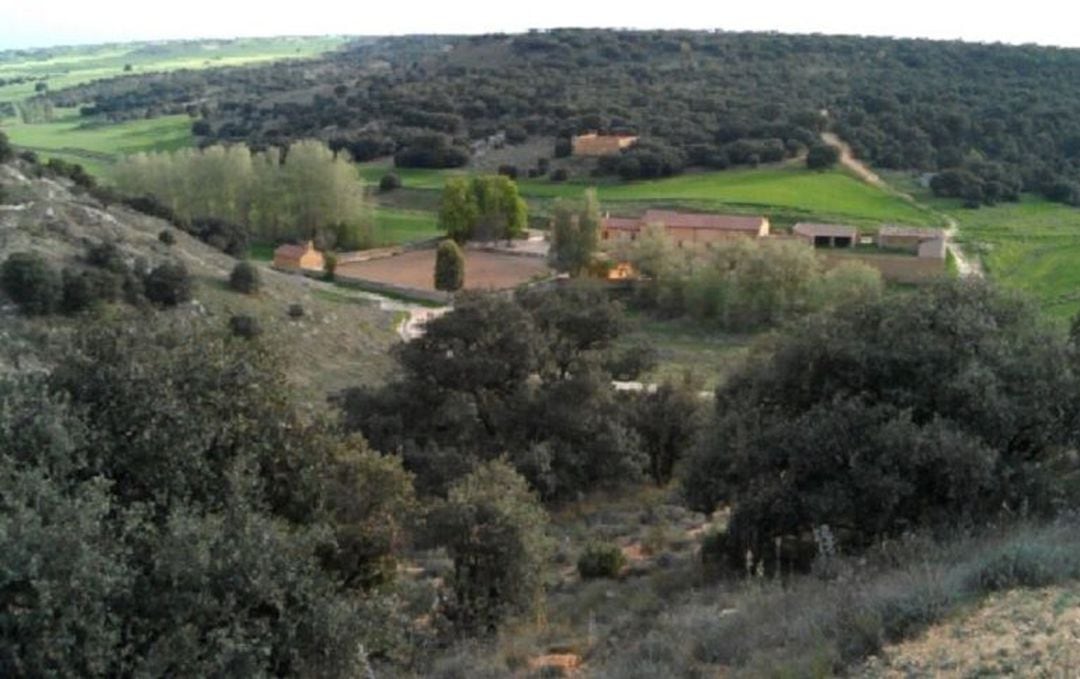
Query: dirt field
336 248 551 292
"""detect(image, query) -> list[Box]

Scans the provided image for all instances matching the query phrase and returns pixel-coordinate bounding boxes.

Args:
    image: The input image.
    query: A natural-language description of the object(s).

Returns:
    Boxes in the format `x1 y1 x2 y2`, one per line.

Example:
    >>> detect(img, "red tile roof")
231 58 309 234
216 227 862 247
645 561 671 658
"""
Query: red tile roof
642 210 764 232
274 243 308 259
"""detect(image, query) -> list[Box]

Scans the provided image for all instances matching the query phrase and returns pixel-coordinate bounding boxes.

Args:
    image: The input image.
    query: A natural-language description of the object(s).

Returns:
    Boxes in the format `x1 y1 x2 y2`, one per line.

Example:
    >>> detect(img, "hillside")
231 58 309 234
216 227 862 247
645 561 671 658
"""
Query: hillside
0 160 398 402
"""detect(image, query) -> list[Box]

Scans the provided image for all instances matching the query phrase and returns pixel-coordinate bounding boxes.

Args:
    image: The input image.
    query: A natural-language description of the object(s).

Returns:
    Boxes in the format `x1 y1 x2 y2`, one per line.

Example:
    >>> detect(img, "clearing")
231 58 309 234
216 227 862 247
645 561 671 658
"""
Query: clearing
1 108 193 177
0 37 347 102
336 249 551 293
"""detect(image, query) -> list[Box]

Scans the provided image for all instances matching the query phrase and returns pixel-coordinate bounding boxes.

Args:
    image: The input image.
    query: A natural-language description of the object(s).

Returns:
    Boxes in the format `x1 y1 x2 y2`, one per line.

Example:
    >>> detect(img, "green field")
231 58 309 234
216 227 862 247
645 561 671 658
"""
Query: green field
0 37 348 102
359 162 939 228
934 195 1080 318
372 207 441 246
1 109 193 176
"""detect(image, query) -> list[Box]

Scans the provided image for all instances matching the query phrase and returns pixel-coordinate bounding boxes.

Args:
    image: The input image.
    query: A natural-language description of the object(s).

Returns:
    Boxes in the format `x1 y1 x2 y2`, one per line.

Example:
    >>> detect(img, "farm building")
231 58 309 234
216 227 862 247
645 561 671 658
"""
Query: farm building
793 222 858 248
572 132 639 157
601 210 770 245
878 225 947 255
273 241 324 272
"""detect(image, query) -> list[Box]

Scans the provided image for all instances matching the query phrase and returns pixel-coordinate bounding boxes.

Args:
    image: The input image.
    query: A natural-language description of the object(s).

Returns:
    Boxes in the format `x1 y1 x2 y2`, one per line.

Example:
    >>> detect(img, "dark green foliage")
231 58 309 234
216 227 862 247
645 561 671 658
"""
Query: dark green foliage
550 168 569 182
340 286 648 499
548 190 600 276
632 376 702 485
143 261 192 307
288 302 305 319
379 172 402 191
323 251 337 281
60 268 120 314
427 461 551 636
577 542 626 579
806 143 840 170
228 313 262 338
0 130 12 163
394 133 468 169
158 229 175 245
683 280 1078 571
228 260 261 294
44 157 95 189
1 252 61 315
0 318 417 675
434 239 465 292
190 216 248 257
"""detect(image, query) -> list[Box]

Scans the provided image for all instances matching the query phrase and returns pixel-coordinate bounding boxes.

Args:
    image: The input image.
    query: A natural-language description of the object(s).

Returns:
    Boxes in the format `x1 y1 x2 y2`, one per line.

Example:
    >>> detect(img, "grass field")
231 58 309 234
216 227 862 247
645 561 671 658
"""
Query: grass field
359 162 939 228
372 208 441 246
0 37 347 102
1 109 193 176
620 313 754 391
933 195 1080 318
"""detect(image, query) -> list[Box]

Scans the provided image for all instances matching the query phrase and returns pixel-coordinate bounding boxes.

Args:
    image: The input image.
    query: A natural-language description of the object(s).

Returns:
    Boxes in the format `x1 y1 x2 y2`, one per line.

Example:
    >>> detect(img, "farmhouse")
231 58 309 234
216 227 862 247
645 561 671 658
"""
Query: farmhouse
878 225 947 256
273 241 324 272
572 132 639 157
601 210 770 246
793 222 858 248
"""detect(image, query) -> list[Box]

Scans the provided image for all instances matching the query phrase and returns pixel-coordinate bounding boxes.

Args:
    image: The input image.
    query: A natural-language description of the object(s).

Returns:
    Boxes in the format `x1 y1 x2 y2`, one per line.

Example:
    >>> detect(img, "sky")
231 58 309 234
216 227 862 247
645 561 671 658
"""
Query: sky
4 0 1080 51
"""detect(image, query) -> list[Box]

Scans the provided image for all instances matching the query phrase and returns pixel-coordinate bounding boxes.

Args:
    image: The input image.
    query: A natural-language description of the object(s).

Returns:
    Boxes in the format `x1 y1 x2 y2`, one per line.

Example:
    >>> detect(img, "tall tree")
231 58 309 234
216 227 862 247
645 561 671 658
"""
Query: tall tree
434 239 465 291
548 189 601 276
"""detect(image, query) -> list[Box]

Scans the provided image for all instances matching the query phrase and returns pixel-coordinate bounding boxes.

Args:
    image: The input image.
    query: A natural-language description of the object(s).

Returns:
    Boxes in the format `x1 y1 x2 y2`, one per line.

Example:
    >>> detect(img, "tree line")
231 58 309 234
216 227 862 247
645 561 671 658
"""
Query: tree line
113 140 371 251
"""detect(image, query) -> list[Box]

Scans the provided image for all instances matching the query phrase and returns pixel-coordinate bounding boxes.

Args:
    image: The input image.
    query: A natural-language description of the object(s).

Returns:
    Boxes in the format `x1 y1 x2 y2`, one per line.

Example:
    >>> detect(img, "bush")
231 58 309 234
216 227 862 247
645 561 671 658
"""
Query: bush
323 252 338 281
379 172 402 191
288 303 305 319
229 261 261 295
434 239 465 292
577 542 626 579
1 252 61 315
0 130 13 163
229 314 263 339
143 262 192 307
806 143 840 170
497 164 519 180
158 230 176 245
550 168 569 182
86 242 128 274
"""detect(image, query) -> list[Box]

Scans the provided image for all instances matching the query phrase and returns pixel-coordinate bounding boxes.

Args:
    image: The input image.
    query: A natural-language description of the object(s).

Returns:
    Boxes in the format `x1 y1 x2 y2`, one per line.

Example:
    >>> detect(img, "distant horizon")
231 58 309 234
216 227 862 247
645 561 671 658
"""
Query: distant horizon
6 1 1080 52
5 26 1080 55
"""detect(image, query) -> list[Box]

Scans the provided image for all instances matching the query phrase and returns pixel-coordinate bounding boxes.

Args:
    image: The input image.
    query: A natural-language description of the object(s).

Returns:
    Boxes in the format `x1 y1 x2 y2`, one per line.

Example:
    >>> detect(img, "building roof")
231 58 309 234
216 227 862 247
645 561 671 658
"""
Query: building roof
641 210 765 232
879 225 946 240
274 241 315 259
602 217 644 231
793 222 859 239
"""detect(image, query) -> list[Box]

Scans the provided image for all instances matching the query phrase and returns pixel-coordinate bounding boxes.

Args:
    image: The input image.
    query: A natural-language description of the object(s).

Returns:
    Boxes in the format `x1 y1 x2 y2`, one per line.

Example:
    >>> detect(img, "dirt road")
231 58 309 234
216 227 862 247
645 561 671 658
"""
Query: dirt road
820 132 982 278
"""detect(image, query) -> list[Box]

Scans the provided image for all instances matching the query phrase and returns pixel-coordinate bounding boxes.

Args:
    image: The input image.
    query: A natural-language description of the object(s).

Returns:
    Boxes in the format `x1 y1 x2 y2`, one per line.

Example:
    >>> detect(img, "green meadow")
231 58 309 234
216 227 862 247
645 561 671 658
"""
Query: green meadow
0 37 347 102
372 208 441 246
935 195 1080 318
359 162 939 228
1 109 193 176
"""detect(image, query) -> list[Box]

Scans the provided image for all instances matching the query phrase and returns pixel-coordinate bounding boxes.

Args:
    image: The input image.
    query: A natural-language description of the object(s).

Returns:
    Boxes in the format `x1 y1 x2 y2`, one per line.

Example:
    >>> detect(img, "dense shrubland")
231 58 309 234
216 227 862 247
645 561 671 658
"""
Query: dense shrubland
684 280 1080 572
47 30 1080 203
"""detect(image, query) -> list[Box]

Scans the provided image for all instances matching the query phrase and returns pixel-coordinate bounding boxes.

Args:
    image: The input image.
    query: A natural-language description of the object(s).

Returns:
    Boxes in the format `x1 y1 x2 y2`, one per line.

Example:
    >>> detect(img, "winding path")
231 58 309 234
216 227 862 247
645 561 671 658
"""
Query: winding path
820 132 982 278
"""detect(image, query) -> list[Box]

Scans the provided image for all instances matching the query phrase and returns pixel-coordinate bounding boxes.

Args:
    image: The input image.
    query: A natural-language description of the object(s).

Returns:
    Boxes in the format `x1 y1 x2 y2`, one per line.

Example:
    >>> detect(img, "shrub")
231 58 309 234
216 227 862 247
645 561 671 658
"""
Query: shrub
577 542 626 579
434 239 465 292
497 164 519 180
288 303 305 319
143 262 192 307
229 314 263 339
158 230 176 245
0 130 13 163
86 242 128 274
428 461 551 636
229 261 261 295
550 168 569 182
379 172 402 191
323 252 338 281
806 144 840 170
1 252 61 315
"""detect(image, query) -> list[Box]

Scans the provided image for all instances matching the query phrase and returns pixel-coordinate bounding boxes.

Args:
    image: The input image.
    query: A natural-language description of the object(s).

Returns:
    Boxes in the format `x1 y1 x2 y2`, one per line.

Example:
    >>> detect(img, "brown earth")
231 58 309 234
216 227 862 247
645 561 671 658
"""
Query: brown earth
337 248 551 292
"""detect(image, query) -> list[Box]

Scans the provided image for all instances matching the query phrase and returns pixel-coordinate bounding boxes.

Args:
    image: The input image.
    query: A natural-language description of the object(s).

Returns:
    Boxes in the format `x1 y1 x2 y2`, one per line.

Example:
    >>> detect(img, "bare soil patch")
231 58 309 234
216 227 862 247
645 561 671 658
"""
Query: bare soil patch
336 249 551 292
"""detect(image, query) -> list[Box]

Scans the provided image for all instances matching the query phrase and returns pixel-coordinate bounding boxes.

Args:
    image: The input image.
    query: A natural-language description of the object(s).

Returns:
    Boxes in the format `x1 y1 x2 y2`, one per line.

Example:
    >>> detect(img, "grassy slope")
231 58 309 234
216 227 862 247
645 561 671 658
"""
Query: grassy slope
0 37 347 102
359 162 939 228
